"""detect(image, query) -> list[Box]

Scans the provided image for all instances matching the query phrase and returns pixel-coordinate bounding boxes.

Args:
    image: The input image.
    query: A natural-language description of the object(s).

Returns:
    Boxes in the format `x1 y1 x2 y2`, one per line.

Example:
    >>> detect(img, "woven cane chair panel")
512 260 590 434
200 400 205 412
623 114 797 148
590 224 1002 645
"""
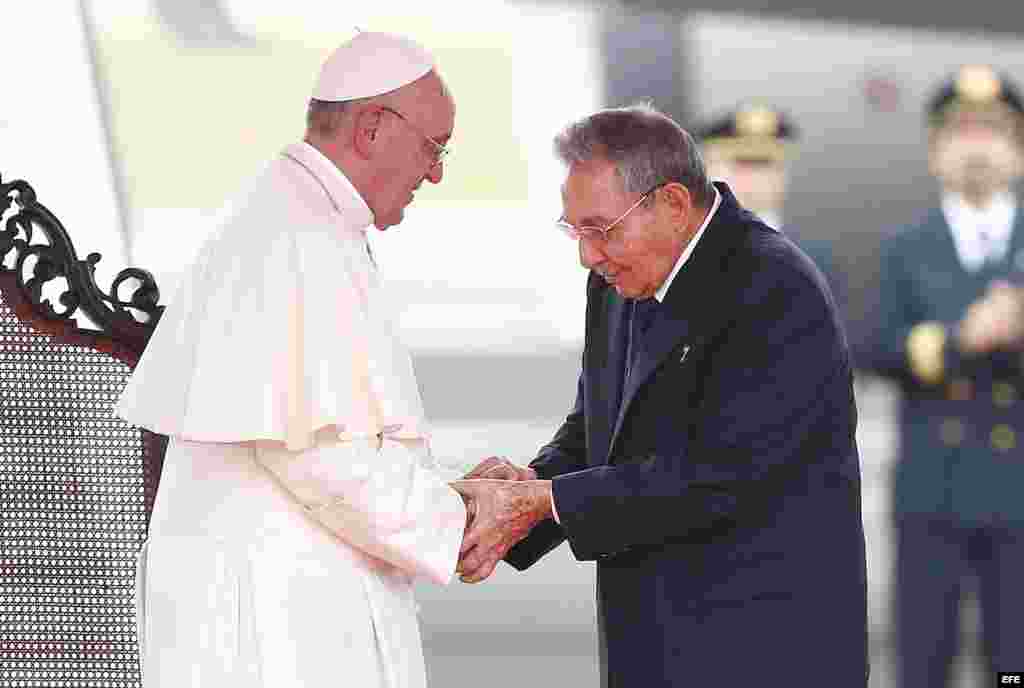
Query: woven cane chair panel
0 289 145 687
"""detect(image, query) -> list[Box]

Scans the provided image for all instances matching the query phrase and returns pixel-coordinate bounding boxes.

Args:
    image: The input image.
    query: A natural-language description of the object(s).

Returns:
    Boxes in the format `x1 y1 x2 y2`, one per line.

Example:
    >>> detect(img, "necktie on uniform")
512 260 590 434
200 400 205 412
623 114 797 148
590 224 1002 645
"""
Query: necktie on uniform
977 224 1004 267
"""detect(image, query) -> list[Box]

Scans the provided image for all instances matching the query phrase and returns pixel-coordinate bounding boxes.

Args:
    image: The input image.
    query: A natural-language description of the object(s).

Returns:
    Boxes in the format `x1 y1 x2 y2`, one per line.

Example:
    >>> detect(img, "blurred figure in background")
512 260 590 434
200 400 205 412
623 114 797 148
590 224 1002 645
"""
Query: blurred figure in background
873 64 1024 685
697 104 849 325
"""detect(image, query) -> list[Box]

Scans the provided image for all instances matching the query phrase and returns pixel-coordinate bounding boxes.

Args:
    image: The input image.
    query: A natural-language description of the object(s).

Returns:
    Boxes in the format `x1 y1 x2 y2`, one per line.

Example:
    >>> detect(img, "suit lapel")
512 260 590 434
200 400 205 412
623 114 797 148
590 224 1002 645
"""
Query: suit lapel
592 291 631 465
603 181 748 462
607 311 691 457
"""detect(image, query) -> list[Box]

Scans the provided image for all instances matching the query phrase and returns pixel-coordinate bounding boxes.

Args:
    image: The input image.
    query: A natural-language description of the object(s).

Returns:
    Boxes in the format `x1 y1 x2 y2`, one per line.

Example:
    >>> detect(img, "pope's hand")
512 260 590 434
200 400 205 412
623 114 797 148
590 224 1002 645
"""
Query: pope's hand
449 478 552 584
462 456 536 481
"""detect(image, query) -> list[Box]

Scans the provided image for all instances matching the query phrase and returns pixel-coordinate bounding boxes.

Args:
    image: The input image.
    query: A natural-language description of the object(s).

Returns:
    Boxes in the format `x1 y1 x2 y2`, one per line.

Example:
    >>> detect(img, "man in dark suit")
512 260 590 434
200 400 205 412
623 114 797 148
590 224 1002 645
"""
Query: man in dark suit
872 64 1024 685
696 103 848 327
451 104 868 687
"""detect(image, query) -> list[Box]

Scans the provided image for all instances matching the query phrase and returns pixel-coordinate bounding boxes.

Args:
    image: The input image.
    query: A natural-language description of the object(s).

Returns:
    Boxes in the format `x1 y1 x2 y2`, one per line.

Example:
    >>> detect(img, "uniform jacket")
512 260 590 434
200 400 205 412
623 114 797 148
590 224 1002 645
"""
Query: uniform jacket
873 206 1024 525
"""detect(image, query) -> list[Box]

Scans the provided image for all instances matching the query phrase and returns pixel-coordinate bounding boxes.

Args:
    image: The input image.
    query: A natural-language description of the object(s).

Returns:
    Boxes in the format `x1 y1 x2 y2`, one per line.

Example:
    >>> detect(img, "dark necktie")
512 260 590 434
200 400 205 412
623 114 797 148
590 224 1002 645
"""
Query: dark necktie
365 239 377 269
625 297 660 383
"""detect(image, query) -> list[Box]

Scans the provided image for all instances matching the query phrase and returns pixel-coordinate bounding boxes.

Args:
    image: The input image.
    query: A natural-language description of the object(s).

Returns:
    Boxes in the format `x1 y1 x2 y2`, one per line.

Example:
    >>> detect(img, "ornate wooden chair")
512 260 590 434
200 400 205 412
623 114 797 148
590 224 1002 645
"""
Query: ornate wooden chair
1 175 165 686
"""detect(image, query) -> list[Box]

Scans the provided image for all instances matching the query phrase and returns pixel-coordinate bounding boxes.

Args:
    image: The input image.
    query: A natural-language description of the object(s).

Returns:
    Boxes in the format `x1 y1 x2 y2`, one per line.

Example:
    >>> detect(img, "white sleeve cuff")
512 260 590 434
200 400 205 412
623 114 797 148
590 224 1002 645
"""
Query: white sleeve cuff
256 436 466 585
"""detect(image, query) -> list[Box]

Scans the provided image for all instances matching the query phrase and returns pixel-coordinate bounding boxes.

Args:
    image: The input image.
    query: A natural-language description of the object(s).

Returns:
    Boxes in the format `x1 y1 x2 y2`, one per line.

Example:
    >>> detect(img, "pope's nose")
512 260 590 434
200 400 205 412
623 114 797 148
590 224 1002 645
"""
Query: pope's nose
426 161 444 185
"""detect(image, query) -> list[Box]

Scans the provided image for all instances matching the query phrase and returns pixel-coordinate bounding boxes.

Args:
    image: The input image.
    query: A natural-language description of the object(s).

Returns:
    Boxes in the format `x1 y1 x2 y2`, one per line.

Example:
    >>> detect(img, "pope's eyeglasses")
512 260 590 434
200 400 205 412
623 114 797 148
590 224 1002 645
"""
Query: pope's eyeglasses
379 106 450 168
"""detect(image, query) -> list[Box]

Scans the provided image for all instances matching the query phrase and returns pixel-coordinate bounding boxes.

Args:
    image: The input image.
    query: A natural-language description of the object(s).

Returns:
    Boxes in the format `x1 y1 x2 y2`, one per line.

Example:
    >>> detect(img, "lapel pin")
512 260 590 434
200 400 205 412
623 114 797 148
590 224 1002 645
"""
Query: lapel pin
680 345 691 364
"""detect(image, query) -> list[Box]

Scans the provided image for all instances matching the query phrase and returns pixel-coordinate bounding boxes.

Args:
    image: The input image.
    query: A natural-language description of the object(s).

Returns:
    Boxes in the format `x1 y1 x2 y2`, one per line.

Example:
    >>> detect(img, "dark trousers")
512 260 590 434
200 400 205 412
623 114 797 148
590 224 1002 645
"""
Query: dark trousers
895 516 1024 687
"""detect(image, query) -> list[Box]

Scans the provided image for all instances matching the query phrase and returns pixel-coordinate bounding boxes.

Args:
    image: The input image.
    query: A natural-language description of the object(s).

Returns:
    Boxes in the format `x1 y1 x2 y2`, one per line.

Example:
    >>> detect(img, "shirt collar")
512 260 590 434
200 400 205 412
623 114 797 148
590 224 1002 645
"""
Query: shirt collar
941 191 1017 269
282 142 375 230
654 187 721 303
758 210 783 231
942 191 1016 242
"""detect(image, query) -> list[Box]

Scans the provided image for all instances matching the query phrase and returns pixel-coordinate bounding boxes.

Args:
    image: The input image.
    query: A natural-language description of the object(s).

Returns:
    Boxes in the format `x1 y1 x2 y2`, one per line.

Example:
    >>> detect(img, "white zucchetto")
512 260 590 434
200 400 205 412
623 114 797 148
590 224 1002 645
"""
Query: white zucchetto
312 31 435 102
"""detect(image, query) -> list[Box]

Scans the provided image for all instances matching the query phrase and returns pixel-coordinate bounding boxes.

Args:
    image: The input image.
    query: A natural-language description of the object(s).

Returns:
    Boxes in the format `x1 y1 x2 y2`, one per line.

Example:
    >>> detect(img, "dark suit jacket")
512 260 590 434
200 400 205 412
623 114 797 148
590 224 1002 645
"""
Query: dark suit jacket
872 207 1024 525
506 183 868 687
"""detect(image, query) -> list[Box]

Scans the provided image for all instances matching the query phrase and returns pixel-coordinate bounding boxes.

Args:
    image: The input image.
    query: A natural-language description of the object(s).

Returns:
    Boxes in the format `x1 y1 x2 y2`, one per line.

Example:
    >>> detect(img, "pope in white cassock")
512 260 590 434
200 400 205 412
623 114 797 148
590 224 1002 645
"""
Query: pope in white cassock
115 32 471 687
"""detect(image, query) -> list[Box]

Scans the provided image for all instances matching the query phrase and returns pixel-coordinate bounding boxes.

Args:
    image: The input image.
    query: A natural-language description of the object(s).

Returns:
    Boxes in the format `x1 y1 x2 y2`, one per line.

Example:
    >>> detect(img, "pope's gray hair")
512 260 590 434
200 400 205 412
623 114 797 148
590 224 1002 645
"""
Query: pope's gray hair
305 69 444 138
554 103 715 208
306 98 368 137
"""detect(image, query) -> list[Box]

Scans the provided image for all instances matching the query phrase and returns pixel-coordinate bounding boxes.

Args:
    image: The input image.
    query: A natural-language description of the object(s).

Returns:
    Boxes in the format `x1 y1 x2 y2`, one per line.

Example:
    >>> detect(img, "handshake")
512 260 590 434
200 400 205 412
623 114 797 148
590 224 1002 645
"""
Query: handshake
448 457 554 584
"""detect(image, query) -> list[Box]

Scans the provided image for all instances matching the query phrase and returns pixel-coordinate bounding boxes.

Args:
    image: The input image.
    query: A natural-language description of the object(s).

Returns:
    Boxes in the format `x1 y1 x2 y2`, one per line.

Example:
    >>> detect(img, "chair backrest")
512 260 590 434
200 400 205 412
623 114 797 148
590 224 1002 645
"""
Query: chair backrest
1 176 166 687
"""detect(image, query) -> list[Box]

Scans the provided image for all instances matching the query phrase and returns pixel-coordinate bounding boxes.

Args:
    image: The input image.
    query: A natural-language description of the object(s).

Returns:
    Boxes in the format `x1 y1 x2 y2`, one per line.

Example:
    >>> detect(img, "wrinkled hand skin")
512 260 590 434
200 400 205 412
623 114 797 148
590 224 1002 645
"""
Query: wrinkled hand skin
458 489 476 534
462 456 537 482
449 479 552 584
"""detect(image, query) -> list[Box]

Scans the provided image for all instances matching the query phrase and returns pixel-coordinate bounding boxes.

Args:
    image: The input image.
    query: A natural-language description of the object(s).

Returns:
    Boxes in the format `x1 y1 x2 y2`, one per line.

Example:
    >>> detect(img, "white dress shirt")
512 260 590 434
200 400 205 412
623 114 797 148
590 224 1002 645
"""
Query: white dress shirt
942 192 1017 272
655 187 722 302
758 210 782 232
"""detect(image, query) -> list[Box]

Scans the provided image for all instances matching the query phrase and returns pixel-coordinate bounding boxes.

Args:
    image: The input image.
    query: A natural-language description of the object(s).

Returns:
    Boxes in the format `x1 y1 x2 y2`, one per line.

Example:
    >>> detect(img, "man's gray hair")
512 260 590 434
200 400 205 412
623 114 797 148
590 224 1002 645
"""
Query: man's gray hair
554 103 715 208
307 98 356 137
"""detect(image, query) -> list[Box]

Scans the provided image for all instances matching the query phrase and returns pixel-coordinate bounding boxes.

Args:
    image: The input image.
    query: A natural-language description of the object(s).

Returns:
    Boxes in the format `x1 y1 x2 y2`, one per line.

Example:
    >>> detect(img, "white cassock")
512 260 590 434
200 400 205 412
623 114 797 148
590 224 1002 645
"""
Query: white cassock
116 141 467 687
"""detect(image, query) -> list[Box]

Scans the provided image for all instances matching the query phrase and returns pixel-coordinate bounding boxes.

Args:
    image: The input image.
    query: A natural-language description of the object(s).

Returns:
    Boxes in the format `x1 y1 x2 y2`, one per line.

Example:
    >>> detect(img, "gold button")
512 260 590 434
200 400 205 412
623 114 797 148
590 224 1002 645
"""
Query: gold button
940 418 966 446
993 382 1017 408
991 424 1016 452
949 378 973 401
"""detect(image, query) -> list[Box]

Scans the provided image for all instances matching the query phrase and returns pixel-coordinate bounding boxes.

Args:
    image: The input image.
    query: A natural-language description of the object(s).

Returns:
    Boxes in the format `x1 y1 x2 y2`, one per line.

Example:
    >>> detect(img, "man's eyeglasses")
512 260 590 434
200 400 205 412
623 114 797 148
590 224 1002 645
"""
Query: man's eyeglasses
379 106 450 168
556 184 664 242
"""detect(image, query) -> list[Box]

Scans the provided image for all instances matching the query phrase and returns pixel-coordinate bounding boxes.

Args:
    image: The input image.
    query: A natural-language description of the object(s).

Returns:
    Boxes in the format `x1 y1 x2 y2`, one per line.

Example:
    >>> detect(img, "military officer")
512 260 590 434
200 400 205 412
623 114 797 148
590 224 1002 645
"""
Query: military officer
696 103 848 323
873 64 1024 685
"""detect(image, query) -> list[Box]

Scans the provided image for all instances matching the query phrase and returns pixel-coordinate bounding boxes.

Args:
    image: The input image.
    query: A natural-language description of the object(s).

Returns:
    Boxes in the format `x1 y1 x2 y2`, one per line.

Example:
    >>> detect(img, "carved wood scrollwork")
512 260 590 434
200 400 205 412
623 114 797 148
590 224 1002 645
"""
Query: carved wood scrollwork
0 175 164 365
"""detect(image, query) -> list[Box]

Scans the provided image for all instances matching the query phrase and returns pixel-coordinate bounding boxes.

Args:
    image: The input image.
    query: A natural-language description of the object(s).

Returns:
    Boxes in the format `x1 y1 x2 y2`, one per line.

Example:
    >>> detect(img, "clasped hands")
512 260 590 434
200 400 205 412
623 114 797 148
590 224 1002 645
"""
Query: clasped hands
449 457 553 584
958 279 1024 355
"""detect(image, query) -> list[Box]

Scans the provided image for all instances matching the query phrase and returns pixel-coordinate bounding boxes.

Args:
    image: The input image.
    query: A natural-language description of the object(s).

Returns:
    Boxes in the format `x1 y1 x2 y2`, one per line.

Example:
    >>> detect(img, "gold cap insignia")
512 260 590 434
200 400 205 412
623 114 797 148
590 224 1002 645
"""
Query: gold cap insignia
735 105 779 138
955 65 1001 105
991 424 1017 451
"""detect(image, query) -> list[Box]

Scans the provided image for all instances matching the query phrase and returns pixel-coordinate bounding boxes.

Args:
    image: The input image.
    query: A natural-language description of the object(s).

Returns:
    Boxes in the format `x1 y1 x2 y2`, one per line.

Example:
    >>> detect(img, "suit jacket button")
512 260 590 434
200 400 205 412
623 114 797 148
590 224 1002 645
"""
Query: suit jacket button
991 424 1016 452
993 382 1017 408
940 417 966 446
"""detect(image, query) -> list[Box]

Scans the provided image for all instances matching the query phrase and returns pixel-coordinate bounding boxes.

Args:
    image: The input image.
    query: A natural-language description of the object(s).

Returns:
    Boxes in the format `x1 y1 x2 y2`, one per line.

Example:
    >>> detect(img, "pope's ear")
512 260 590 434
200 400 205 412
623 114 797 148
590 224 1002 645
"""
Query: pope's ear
352 106 384 159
